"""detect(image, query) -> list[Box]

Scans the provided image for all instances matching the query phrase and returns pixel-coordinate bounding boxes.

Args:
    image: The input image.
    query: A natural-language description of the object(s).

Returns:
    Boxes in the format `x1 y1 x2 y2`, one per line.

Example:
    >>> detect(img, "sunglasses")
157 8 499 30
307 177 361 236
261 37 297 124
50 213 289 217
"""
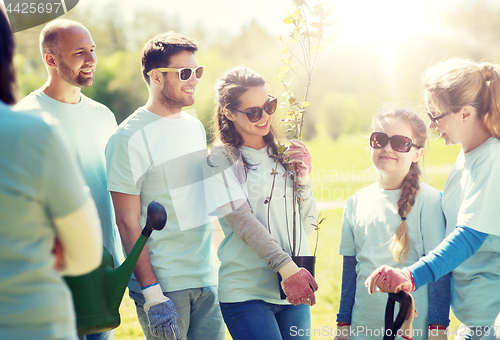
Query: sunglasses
146 66 204 81
370 132 421 153
228 95 278 122
426 110 449 123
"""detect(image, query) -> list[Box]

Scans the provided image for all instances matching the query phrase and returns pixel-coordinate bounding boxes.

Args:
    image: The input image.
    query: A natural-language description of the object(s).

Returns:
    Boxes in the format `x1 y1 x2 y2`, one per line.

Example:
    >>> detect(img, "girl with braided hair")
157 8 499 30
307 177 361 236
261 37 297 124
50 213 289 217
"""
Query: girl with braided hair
366 58 500 340
337 106 451 340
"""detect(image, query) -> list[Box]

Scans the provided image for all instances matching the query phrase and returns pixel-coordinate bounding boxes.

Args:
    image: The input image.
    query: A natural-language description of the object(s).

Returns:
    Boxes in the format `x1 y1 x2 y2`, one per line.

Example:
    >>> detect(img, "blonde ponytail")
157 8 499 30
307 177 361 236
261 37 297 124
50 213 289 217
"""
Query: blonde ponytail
479 62 500 138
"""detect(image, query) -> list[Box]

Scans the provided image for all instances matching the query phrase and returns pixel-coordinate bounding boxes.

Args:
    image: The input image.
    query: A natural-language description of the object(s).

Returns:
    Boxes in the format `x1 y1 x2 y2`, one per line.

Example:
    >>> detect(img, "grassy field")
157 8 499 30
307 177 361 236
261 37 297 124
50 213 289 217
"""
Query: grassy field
114 133 462 339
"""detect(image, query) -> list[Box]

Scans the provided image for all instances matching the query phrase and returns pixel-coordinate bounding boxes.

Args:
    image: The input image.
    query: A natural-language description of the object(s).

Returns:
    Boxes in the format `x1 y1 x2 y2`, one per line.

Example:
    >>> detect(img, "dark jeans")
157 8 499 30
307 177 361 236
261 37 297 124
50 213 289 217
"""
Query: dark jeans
220 300 311 340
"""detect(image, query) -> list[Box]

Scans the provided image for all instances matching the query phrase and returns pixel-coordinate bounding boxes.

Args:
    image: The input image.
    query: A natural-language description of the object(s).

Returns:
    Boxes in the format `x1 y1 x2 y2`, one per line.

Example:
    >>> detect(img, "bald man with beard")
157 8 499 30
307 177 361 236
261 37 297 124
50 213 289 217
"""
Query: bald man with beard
14 19 122 340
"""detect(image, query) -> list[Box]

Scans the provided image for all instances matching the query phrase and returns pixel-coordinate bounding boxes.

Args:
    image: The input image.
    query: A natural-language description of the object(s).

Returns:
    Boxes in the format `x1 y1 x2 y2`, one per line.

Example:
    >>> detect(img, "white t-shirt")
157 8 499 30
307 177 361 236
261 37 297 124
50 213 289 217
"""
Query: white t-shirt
106 107 218 293
442 137 500 326
203 145 318 304
14 90 122 267
340 182 446 340
0 104 91 340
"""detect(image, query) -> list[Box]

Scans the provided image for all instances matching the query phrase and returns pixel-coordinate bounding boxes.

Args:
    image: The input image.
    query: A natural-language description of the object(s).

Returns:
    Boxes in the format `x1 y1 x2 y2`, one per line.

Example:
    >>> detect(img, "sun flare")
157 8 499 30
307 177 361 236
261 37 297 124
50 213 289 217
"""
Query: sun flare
330 0 436 63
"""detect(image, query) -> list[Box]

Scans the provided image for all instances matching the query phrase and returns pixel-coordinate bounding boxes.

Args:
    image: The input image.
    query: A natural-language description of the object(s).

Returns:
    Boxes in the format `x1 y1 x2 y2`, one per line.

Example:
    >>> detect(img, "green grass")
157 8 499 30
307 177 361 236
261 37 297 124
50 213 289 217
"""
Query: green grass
114 133 462 339
307 134 461 201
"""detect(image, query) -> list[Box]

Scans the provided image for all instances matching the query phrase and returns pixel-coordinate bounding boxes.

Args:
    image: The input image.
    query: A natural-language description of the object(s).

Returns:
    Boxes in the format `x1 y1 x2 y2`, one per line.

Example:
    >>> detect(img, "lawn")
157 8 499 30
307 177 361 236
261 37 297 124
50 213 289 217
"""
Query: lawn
114 133 462 339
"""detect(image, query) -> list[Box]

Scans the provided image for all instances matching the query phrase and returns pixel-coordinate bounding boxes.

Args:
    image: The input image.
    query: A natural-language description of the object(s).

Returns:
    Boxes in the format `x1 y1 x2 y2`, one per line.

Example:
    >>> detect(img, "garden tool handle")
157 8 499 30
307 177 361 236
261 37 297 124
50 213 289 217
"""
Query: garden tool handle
142 201 167 237
383 291 412 340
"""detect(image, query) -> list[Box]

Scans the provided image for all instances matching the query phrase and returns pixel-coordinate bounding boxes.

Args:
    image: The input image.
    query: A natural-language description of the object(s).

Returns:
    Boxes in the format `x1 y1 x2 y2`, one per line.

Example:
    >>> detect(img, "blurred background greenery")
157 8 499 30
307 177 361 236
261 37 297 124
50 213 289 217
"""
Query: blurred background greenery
12 0 500 143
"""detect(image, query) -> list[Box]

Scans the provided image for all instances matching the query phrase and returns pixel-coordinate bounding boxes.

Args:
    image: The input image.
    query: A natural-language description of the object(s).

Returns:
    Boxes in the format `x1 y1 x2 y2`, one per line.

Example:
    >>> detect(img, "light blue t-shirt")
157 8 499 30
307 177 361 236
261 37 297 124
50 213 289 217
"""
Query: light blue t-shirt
442 137 500 326
203 145 318 304
0 103 89 340
340 182 446 340
105 107 218 293
14 90 122 267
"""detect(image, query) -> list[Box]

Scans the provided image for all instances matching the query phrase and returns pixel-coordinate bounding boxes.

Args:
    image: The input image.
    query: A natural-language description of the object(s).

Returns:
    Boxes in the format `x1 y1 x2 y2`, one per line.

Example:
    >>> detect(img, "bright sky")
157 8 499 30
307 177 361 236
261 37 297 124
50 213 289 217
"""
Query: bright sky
0 0 468 63
333 0 440 62
79 0 293 37
78 0 463 63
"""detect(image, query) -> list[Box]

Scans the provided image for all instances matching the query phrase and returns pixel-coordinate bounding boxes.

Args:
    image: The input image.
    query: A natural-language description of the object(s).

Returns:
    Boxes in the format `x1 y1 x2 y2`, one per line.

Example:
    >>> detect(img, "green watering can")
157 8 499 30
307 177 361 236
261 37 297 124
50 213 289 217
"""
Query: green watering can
64 201 167 336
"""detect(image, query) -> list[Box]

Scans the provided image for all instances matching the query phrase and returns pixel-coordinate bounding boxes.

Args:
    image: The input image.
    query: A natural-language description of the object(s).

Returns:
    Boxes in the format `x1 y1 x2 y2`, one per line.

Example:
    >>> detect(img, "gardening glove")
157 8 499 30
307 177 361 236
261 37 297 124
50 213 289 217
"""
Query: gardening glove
335 323 351 340
365 265 415 294
142 283 181 340
427 326 447 340
279 260 318 306
286 140 312 185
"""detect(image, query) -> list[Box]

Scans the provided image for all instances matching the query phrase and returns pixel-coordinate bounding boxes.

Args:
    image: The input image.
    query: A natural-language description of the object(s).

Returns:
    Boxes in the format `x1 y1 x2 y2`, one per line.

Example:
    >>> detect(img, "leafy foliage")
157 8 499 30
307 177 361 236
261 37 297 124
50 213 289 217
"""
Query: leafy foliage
278 0 336 140
266 0 335 256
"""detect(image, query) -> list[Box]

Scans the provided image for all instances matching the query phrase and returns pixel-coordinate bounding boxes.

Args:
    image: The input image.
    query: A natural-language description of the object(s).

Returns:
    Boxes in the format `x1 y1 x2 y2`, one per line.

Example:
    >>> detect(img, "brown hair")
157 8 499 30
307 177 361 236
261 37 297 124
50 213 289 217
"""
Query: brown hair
372 107 427 263
141 32 198 85
422 57 500 138
212 66 281 172
0 7 16 104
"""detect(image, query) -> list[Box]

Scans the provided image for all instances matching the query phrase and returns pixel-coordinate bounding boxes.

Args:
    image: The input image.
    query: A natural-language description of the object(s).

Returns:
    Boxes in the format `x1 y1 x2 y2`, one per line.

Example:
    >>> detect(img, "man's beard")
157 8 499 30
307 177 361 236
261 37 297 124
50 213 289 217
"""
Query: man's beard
58 58 94 88
158 80 194 112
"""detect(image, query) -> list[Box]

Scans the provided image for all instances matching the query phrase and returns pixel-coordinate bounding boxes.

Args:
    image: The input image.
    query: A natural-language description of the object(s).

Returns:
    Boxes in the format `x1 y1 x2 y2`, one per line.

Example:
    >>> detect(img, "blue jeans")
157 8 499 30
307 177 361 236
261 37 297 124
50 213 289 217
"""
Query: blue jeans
78 330 114 340
220 300 311 340
129 286 224 340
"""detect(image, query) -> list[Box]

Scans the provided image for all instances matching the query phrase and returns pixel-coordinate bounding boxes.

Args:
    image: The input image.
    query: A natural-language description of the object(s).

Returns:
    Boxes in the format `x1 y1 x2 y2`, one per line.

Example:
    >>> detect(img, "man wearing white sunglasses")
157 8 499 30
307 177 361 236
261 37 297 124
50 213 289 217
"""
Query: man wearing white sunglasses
105 32 224 340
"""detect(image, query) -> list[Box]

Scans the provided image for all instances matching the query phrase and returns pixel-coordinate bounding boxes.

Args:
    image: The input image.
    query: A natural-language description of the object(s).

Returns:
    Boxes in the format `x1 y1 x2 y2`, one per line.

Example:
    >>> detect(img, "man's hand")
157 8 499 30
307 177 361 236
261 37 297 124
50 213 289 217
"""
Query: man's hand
142 283 181 340
146 300 181 340
365 265 415 294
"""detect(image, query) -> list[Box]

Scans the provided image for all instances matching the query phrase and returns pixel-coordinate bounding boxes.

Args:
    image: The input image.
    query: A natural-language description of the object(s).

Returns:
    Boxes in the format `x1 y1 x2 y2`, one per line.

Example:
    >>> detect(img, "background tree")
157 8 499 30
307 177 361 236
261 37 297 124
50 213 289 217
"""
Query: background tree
12 0 500 141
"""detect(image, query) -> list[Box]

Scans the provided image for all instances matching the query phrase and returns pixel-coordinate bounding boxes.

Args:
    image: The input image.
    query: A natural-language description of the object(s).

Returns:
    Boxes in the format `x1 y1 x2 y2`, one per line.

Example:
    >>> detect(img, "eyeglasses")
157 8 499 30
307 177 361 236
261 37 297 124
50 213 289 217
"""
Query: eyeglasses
370 132 421 153
146 66 204 81
426 110 449 123
228 95 278 122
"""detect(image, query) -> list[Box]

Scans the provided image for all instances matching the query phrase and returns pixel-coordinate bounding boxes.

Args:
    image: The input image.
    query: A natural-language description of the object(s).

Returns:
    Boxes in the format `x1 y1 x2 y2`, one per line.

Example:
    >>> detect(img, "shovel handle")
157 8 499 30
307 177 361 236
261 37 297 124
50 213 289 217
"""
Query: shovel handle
142 201 167 237
383 291 412 340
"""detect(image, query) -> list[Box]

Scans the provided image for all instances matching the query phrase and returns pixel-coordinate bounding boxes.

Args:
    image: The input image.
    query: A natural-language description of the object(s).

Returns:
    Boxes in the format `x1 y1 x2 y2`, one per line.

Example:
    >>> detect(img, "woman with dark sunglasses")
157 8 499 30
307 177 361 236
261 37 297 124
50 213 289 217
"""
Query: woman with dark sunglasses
366 58 500 340
336 106 450 340
202 66 318 340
